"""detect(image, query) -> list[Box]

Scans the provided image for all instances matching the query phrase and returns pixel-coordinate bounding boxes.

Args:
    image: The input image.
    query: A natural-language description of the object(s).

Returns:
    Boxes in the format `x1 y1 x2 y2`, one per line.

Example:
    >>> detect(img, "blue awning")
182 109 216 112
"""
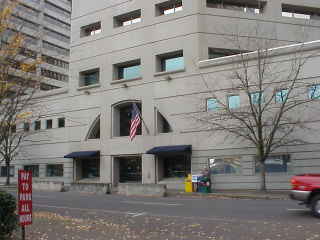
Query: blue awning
146 145 192 155
64 151 100 158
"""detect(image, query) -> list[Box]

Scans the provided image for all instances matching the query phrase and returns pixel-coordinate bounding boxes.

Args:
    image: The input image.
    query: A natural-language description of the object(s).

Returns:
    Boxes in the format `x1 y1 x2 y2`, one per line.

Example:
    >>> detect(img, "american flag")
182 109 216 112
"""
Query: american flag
129 103 141 141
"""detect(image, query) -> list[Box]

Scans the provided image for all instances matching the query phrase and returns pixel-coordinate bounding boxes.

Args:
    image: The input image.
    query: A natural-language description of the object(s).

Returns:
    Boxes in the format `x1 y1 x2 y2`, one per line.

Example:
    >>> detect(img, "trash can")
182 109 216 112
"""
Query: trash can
198 185 210 193
185 174 193 193
197 176 211 193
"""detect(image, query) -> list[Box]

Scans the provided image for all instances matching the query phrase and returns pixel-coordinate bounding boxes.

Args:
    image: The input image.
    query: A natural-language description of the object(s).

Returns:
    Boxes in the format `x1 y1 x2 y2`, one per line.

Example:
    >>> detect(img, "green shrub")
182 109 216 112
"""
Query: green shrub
0 191 17 240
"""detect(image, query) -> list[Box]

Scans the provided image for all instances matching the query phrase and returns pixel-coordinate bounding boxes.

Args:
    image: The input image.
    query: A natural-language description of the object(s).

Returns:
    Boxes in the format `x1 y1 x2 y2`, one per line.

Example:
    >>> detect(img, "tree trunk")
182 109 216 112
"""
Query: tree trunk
5 159 10 186
259 161 266 191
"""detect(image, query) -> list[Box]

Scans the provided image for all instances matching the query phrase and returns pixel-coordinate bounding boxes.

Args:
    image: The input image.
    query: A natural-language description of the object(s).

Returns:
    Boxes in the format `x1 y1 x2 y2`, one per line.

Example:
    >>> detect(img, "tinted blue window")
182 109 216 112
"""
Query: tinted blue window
309 85 320 99
228 95 240 109
250 92 263 104
84 71 99 86
163 56 184 72
120 65 141 80
207 98 218 111
275 89 288 103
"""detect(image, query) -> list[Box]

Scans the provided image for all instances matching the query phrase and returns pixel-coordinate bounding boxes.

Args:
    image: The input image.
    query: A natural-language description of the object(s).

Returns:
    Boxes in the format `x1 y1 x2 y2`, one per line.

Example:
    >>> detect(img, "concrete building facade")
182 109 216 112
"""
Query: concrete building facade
2 0 320 190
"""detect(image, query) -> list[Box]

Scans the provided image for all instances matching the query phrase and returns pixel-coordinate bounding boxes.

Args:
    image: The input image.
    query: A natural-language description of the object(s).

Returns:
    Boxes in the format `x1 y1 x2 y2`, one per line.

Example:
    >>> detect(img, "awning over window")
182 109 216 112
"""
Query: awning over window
146 145 191 155
64 151 100 159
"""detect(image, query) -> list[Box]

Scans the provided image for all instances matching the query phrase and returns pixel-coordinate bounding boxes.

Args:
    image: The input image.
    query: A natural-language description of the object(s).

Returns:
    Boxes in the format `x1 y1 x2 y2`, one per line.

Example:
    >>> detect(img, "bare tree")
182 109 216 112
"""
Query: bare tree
0 0 42 185
195 34 319 191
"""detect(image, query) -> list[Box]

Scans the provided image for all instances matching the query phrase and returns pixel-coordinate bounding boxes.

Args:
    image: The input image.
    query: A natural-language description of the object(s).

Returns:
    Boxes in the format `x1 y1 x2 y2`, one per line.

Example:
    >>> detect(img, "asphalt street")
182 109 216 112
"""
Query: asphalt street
8 190 320 239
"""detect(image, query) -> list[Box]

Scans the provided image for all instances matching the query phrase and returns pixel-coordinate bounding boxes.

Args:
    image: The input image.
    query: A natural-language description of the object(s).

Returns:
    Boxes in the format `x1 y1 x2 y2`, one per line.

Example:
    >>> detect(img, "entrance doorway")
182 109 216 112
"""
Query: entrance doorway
114 156 142 183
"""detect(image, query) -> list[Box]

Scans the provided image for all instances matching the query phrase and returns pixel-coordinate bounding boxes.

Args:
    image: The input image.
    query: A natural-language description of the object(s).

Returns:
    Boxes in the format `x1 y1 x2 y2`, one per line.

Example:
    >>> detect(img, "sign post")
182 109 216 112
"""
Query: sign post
18 170 32 240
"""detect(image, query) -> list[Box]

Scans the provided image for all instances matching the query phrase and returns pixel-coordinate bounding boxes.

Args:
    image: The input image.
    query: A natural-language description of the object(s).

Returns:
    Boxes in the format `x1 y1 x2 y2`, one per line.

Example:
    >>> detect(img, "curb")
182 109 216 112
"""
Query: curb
167 192 290 200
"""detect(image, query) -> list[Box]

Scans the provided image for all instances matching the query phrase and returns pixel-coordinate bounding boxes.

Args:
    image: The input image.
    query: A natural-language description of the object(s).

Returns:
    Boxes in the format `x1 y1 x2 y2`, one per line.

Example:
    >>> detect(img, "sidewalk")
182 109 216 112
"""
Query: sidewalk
167 189 290 200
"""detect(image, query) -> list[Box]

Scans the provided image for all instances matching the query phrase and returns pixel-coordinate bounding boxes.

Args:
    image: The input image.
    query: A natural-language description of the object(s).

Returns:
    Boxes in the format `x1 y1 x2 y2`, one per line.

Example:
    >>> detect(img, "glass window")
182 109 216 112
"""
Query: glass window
0 166 14 177
114 10 141 27
209 48 243 59
162 56 184 72
228 95 240 109
24 122 30 132
309 84 320 99
34 120 41 130
58 118 65 128
81 22 101 37
46 164 63 177
209 157 241 175
256 155 291 173
207 98 218 111
164 155 191 178
157 1 183 16
46 119 53 129
250 92 264 104
80 69 99 86
24 165 39 177
118 64 141 80
275 89 289 103
281 4 320 20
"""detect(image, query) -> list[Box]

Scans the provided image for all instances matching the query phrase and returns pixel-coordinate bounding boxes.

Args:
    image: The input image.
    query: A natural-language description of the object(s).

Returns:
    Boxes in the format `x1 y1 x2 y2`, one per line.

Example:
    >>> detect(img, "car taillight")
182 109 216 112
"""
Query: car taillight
291 178 298 185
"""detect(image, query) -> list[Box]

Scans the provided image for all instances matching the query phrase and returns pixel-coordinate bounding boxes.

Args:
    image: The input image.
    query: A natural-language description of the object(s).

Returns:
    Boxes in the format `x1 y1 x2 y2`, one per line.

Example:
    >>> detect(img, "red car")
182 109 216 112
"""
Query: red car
290 174 320 218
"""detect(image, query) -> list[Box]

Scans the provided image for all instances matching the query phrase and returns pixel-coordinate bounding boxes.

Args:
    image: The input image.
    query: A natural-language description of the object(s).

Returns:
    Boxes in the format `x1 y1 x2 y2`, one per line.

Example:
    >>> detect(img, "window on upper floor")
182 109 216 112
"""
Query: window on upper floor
34 120 41 131
207 98 218 111
207 0 265 14
114 10 141 27
308 84 320 100
81 22 102 37
156 0 183 16
209 48 244 59
23 122 30 132
58 118 65 128
157 50 184 73
228 95 240 109
79 68 100 87
43 41 70 56
156 111 172 134
282 4 320 20
114 60 141 81
275 89 289 103
113 102 142 137
41 68 69 82
46 119 53 129
44 28 70 43
86 116 100 140
250 92 264 105
40 83 60 91
42 55 69 69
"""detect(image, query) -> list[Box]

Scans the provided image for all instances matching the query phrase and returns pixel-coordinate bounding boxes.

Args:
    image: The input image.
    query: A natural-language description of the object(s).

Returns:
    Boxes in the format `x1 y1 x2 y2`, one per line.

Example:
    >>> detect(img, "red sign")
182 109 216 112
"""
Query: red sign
18 170 32 226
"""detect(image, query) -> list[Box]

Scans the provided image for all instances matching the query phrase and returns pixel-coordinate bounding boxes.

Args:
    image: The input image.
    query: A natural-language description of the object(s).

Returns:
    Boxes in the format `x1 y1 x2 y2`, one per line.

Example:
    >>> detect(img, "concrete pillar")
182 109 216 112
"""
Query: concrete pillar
100 155 112 183
142 154 156 184
112 157 120 186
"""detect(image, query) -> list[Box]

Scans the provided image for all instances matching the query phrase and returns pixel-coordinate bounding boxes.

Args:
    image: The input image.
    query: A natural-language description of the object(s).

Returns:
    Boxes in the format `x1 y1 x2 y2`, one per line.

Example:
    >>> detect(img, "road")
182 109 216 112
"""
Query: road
9 190 320 240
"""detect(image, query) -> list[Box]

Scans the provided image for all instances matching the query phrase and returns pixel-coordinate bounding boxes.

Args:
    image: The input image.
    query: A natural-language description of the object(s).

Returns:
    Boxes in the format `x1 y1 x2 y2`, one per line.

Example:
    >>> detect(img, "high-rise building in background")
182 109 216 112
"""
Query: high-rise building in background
11 0 71 90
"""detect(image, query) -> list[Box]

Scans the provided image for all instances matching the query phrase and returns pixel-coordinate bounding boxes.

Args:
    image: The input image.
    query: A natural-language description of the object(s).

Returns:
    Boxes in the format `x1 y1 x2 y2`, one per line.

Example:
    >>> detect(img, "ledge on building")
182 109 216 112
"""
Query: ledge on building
110 77 142 85
154 68 185 77
77 83 101 91
34 87 68 99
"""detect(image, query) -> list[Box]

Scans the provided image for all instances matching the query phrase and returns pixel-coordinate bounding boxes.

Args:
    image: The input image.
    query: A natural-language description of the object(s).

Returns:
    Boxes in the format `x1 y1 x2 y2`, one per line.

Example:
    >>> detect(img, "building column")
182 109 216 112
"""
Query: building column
142 154 156 184
100 155 112 183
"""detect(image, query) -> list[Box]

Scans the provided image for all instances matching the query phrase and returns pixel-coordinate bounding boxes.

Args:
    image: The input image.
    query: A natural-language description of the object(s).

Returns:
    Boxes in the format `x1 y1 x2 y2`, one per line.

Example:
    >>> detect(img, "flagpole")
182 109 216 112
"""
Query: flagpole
139 113 150 135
